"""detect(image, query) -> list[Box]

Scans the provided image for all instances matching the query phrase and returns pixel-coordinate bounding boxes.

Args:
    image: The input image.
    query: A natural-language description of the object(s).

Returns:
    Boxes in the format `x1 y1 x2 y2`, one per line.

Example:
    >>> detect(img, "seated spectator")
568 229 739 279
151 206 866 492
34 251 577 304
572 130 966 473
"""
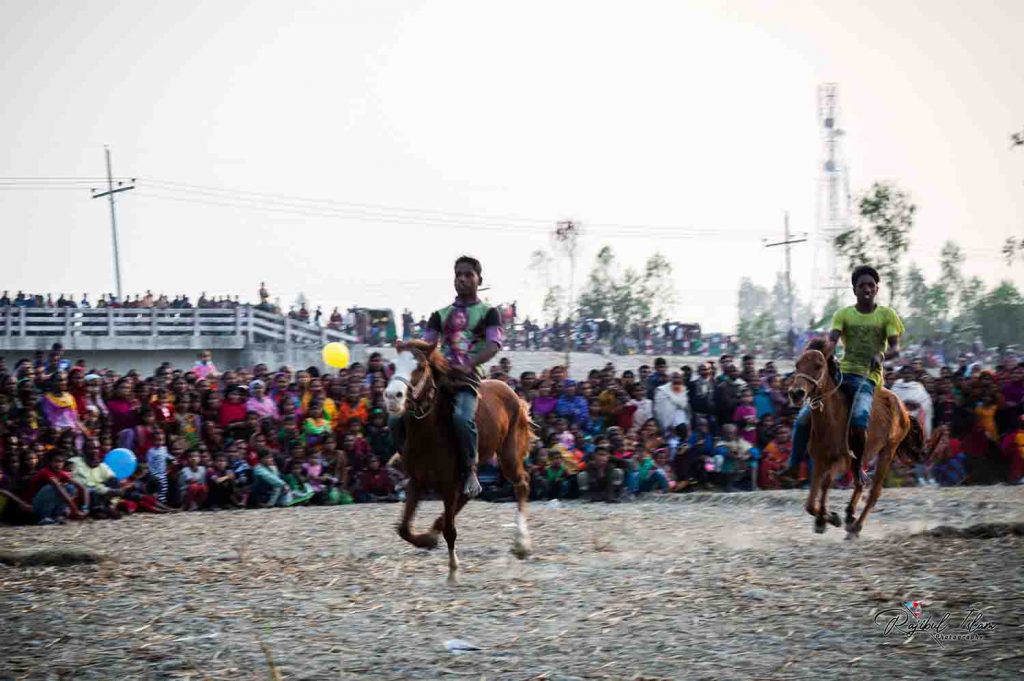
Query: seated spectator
252 450 290 508
206 452 237 509
26 450 87 524
577 446 624 502
712 424 757 492
356 456 394 502
0 465 33 524
543 452 570 500
758 425 791 490
283 460 316 506
118 461 175 514
68 439 121 519
178 448 209 511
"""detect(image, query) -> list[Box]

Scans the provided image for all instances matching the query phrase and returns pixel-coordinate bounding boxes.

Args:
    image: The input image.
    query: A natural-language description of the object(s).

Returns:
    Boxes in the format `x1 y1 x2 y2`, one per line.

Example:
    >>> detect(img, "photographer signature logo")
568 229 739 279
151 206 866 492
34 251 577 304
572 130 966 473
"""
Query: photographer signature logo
873 601 995 647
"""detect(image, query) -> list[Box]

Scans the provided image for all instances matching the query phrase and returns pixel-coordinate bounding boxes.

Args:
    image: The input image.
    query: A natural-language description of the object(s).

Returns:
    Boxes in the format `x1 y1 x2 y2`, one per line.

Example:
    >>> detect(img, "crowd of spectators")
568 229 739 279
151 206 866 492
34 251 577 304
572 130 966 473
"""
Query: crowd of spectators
1 340 1021 526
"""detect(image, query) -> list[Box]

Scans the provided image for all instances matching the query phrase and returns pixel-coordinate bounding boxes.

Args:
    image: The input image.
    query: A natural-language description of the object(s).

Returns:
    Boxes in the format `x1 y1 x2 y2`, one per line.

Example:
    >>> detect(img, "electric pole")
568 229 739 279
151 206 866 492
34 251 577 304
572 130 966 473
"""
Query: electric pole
91 146 136 302
553 220 582 371
764 212 806 357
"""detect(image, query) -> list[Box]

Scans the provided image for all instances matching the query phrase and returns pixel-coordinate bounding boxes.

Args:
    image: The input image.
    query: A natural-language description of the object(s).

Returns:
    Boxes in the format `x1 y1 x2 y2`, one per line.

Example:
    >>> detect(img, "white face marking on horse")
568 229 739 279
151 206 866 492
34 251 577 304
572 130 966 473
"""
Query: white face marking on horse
384 350 419 415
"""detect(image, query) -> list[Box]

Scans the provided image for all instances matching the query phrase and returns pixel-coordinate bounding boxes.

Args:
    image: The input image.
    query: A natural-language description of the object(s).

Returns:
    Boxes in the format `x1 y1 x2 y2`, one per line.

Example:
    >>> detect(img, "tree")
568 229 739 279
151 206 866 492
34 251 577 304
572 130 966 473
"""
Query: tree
576 245 677 335
810 292 842 330
541 285 565 324
737 311 777 349
903 263 935 339
737 277 771 324
1003 236 1024 266
975 281 1024 347
834 182 916 308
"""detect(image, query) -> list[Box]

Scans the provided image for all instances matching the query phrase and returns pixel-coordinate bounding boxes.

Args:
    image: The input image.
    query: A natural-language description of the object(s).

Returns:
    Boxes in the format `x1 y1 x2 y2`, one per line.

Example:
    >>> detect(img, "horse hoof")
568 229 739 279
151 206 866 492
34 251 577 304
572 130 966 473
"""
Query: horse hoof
446 573 460 587
828 512 842 527
511 540 531 560
844 514 855 528
814 520 827 534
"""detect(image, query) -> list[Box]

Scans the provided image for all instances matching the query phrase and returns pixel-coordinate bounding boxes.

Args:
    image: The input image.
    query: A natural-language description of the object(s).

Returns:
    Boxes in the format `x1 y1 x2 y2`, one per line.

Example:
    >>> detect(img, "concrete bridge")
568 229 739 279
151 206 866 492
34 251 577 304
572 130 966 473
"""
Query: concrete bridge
0 307 359 374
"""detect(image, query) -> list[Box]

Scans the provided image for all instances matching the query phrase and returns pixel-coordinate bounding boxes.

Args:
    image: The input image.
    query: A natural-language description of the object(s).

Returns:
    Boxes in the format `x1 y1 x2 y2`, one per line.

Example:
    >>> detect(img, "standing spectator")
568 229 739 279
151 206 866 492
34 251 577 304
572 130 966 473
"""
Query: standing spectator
645 357 670 399
145 429 174 504
653 373 690 436
40 373 83 434
687 363 716 427
246 380 279 420
192 351 219 381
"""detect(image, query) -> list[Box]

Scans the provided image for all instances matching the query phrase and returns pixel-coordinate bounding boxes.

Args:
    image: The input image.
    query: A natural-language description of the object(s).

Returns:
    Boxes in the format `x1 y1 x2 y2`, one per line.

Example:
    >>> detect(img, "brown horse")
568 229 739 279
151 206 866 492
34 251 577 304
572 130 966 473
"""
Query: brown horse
789 340 923 538
383 340 532 583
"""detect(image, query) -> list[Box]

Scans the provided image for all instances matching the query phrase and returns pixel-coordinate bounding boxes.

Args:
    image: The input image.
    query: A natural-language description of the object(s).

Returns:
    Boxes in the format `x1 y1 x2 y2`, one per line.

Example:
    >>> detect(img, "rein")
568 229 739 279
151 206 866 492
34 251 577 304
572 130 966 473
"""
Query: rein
394 364 438 420
797 366 843 411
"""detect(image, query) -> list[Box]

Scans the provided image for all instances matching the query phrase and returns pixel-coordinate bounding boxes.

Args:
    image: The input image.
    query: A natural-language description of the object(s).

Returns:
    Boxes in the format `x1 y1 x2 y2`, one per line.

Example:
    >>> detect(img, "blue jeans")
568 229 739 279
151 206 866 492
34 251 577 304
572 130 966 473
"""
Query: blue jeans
789 374 877 469
389 389 478 469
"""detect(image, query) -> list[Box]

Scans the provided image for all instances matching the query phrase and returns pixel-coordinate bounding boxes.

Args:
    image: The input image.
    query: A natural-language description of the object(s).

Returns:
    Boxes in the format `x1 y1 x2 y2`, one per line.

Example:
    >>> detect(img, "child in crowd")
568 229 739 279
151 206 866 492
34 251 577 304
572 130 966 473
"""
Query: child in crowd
252 450 290 508
178 448 208 511
145 429 174 504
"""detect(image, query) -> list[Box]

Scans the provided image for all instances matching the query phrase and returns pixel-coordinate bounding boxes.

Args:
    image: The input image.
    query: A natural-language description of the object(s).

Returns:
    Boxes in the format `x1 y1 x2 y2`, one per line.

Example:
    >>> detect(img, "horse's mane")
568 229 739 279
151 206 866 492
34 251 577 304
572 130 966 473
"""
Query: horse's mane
395 340 450 376
801 338 840 382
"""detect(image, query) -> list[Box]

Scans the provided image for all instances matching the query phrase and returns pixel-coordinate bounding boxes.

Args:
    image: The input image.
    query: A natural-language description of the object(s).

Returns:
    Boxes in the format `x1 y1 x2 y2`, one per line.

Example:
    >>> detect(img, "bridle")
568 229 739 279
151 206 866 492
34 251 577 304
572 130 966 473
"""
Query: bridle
393 352 437 420
793 360 843 411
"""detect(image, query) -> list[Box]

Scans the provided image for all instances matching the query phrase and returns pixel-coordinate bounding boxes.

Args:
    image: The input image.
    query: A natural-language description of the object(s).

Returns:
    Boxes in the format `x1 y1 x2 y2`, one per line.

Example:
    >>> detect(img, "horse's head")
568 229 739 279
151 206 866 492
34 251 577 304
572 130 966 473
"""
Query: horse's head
384 340 443 417
789 339 832 406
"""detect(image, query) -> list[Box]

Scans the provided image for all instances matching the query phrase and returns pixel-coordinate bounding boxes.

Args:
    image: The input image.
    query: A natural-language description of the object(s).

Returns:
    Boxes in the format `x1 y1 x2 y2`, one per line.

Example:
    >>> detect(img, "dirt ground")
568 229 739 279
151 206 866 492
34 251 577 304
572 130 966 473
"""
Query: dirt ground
1 486 1022 680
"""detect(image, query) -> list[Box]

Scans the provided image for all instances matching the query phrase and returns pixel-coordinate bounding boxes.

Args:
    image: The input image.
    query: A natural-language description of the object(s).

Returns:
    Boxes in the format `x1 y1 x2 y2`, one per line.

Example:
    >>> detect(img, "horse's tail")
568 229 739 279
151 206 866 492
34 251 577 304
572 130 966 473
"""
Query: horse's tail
897 415 926 463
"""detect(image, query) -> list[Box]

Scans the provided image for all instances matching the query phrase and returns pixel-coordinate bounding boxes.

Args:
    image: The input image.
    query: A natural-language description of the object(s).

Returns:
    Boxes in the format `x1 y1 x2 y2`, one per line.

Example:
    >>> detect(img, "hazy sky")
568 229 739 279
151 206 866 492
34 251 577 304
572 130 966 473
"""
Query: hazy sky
2 0 1022 331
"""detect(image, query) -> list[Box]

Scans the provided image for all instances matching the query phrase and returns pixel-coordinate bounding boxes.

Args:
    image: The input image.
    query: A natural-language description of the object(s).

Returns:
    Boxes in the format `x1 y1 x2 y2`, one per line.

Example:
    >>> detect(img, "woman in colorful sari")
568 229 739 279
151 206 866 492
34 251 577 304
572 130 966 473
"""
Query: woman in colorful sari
41 373 83 434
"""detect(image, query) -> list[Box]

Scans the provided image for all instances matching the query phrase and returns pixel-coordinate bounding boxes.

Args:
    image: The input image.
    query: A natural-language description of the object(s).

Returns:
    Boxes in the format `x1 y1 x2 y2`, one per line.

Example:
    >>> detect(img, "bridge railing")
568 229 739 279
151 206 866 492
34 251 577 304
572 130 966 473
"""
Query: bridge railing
0 307 355 346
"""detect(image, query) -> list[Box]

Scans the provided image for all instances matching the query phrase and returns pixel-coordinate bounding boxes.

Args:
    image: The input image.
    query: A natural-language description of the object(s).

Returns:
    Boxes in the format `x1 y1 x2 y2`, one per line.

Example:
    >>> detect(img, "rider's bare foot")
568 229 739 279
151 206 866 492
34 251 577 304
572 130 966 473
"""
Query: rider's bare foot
463 470 482 498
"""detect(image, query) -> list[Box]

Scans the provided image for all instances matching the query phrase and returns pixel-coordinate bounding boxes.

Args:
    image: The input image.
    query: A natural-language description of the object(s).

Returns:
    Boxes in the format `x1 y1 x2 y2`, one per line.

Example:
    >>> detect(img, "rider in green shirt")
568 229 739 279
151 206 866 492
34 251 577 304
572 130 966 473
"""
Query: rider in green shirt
782 265 905 482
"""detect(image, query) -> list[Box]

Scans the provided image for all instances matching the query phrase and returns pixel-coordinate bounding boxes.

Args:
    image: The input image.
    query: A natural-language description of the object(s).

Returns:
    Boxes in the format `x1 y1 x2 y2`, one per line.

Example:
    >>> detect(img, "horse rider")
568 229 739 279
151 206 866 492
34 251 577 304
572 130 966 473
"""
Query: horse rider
389 255 504 498
781 265 905 483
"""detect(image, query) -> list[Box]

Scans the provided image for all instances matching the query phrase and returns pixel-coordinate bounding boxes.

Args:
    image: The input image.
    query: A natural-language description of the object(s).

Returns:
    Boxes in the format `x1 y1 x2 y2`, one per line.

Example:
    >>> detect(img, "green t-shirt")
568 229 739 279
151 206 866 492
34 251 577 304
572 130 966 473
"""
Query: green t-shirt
830 305 905 384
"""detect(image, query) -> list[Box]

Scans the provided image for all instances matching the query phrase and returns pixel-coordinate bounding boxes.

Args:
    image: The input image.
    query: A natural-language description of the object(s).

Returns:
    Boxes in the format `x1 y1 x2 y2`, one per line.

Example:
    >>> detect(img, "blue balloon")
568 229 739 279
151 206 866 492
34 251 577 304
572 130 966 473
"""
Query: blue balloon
104 448 137 480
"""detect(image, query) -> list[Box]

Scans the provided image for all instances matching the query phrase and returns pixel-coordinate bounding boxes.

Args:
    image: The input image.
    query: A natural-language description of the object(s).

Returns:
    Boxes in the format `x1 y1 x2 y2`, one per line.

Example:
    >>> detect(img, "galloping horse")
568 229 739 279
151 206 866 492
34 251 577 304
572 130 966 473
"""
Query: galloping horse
789 339 923 538
384 340 532 583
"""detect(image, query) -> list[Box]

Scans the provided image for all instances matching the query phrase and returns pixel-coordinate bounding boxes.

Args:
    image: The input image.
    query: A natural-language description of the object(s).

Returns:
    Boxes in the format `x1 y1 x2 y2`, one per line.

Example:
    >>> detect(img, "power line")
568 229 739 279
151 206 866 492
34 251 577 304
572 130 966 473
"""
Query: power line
89 148 136 300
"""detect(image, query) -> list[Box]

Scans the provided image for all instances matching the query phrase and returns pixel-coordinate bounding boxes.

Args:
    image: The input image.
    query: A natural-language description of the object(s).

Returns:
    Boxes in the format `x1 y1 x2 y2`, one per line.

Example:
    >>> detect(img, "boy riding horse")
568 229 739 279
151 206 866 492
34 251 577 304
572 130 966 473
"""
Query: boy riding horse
388 255 503 498
781 265 905 483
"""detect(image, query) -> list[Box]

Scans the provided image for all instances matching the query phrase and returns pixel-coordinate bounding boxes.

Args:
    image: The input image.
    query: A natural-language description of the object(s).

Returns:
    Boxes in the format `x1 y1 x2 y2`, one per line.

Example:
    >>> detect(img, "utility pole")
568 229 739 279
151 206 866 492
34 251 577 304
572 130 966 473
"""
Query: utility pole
553 220 582 371
91 146 135 302
764 212 806 357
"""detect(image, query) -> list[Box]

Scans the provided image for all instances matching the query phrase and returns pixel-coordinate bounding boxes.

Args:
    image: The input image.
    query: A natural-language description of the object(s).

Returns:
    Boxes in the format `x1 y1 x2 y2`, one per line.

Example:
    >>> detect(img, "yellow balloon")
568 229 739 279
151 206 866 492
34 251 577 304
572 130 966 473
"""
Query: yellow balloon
322 342 350 369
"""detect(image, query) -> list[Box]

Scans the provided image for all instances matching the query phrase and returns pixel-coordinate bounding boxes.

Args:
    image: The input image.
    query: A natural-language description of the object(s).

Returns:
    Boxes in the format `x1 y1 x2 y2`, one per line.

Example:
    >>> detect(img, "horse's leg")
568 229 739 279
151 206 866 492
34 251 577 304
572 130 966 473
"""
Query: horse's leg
396 483 439 550
848 443 896 538
820 469 842 528
443 488 460 585
431 492 471 534
499 431 532 559
804 455 822 519
845 459 865 529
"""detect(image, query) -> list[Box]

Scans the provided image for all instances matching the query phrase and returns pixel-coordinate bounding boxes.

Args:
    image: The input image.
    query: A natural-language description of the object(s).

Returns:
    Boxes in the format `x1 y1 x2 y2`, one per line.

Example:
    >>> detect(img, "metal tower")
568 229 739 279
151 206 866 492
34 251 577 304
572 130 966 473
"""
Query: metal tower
812 83 852 315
